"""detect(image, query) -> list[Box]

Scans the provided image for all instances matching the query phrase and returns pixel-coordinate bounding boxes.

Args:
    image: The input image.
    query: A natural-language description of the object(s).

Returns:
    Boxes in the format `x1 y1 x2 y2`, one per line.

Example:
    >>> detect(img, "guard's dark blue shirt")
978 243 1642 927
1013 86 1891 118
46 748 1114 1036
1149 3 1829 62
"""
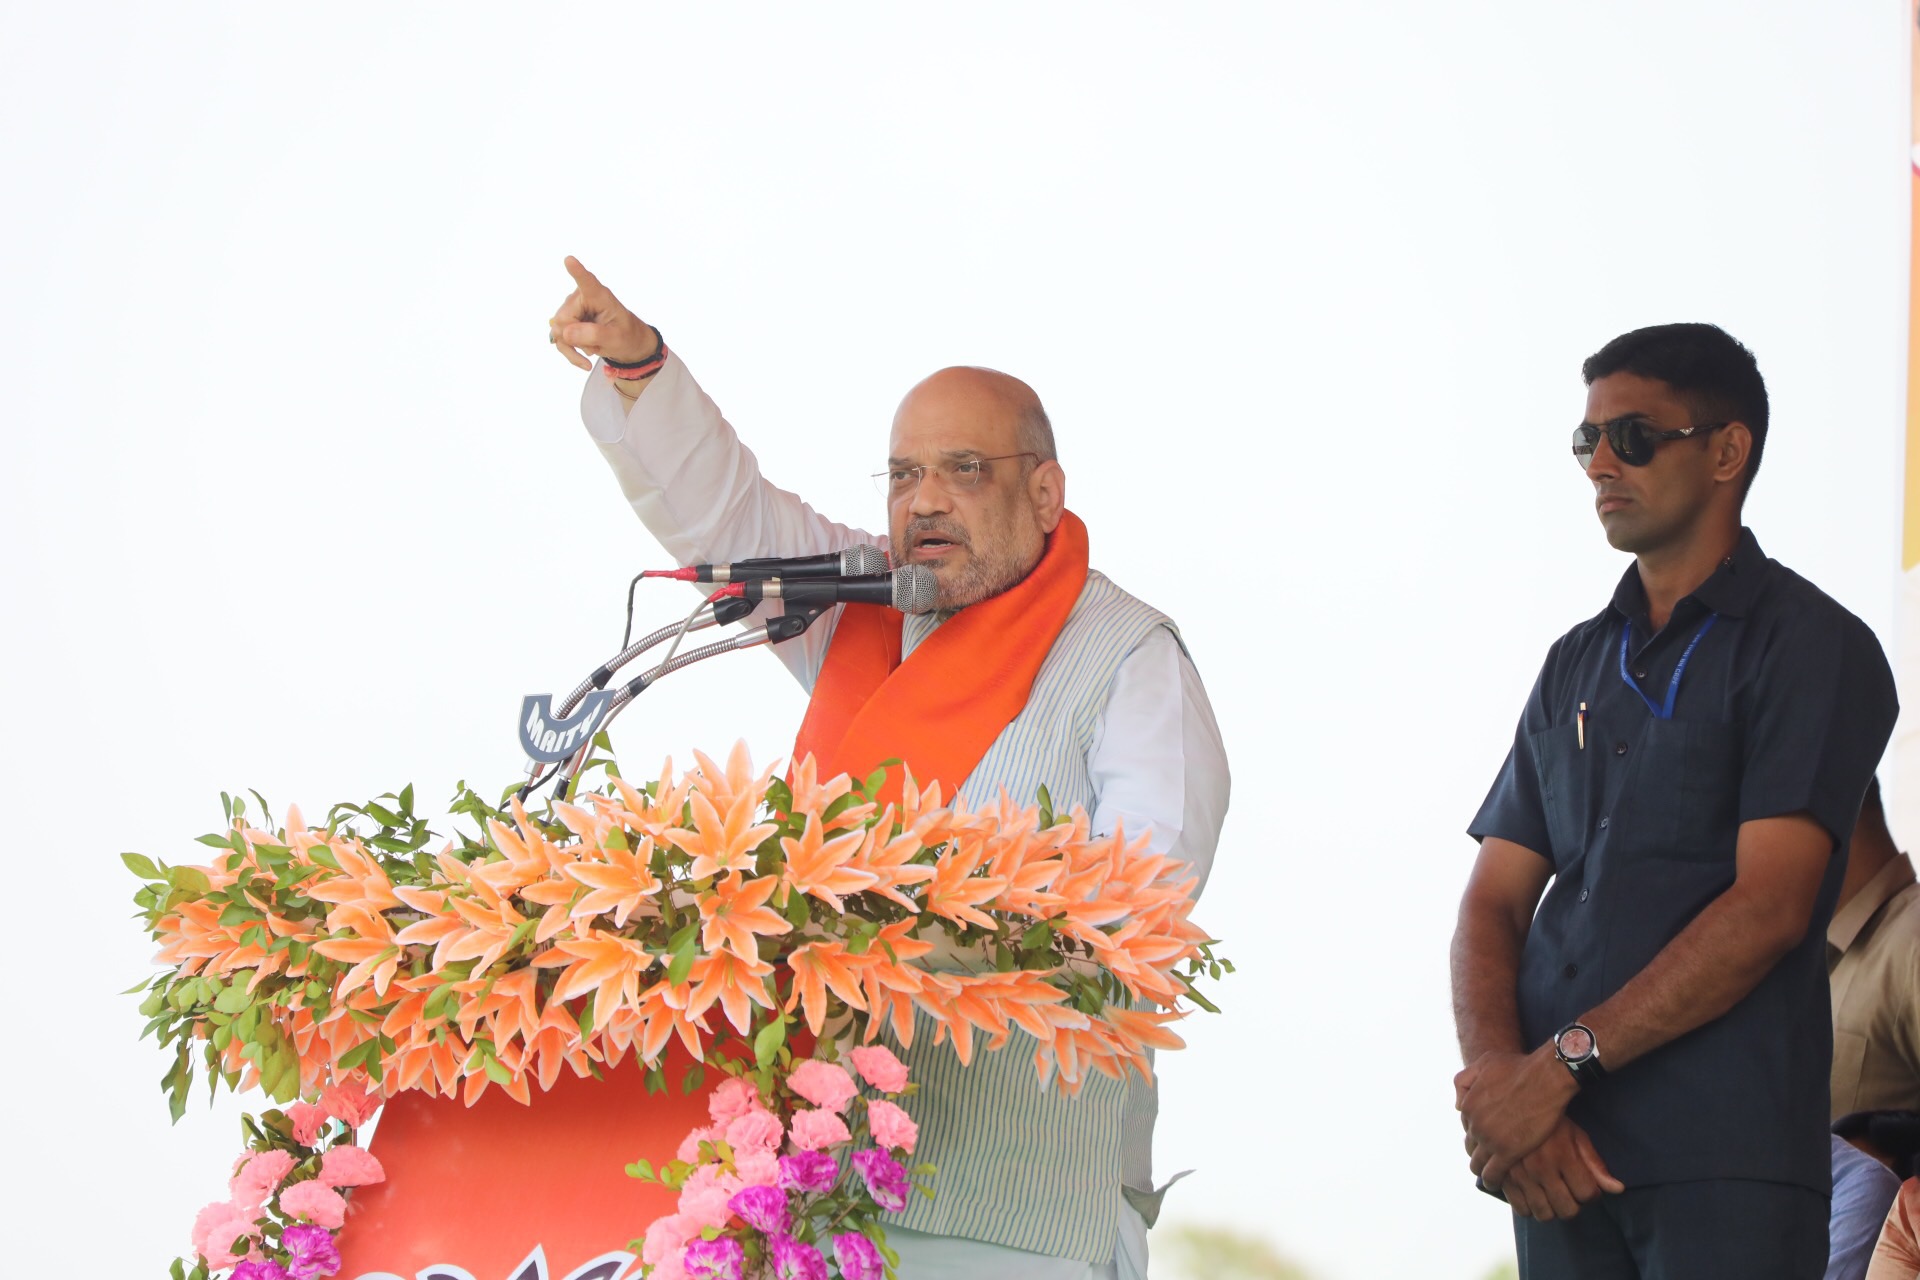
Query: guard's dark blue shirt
1471 529 1896 1193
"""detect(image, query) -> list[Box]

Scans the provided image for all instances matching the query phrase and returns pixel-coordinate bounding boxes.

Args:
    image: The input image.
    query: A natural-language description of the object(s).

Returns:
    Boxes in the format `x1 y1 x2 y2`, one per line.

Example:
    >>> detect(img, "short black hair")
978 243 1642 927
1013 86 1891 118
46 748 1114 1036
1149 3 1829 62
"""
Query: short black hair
1582 323 1769 499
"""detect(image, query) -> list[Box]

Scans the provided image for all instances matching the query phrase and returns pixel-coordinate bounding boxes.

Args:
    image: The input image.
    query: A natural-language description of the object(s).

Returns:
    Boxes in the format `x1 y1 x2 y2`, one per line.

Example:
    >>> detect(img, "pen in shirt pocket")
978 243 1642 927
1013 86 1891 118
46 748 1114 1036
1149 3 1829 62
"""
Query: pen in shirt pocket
1578 701 1587 751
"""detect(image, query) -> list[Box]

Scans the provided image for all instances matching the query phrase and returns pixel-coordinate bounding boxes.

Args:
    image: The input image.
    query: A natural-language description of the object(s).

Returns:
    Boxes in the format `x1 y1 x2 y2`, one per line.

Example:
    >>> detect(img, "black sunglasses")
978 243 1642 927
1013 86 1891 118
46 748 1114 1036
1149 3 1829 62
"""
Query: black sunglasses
1572 417 1732 469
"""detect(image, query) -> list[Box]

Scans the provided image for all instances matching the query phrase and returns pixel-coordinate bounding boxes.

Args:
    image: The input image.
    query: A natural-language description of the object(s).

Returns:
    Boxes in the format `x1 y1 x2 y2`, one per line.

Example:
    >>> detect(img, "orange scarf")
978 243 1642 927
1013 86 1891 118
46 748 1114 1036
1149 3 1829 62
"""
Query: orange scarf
791 510 1090 803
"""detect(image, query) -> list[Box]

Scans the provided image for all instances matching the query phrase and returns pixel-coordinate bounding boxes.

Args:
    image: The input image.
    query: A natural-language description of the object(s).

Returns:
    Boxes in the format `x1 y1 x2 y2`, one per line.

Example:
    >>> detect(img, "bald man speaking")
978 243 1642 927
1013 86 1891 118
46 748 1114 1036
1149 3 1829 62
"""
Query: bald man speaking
549 258 1229 1280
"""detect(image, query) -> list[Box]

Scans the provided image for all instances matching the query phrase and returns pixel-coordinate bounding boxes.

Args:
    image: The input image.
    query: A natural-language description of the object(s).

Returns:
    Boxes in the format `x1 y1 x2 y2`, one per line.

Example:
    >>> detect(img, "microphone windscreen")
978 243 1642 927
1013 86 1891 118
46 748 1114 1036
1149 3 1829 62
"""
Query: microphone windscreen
841 545 891 577
892 565 939 615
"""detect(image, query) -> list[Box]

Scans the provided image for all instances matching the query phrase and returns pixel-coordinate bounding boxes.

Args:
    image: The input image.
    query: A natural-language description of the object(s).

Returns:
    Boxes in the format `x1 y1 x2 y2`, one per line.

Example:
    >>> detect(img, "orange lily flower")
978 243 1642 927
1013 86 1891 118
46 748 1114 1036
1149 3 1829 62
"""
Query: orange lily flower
698 873 791 958
784 939 870 1033
688 742 775 818
921 834 1009 932
547 931 655 1022
685 948 776 1035
786 755 876 832
780 816 876 912
565 834 662 927
668 787 778 881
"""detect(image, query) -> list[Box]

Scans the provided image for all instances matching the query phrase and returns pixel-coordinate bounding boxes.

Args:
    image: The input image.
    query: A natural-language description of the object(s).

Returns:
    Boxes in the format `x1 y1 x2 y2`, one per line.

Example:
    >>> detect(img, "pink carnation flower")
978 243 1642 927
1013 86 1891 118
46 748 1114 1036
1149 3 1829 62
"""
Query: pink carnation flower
708 1076 761 1126
287 1102 331 1147
641 1213 696 1267
318 1144 386 1188
678 1181 734 1231
788 1107 852 1151
278 1179 348 1229
652 1257 689 1280
725 1107 784 1153
787 1060 856 1114
676 1125 716 1164
319 1080 382 1129
229 1150 297 1215
190 1201 258 1270
848 1046 910 1094
733 1147 781 1189
867 1099 918 1154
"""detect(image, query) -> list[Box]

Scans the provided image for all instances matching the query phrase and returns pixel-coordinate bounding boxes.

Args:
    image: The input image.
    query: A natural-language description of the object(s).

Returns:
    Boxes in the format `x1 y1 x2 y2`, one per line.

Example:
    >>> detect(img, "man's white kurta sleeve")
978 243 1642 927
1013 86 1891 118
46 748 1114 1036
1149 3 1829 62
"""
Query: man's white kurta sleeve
580 355 883 690
1086 628 1229 896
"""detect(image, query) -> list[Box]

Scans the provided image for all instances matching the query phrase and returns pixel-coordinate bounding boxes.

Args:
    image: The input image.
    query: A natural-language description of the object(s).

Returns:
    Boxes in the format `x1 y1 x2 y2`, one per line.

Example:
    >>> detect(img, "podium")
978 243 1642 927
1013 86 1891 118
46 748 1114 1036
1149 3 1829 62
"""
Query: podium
335 1050 709 1280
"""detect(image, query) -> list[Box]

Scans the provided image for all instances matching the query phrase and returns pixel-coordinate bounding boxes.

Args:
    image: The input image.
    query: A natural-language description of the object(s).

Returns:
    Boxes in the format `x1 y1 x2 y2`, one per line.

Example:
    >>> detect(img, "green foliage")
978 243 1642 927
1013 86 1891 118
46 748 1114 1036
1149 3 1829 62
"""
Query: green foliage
1156 1223 1318 1280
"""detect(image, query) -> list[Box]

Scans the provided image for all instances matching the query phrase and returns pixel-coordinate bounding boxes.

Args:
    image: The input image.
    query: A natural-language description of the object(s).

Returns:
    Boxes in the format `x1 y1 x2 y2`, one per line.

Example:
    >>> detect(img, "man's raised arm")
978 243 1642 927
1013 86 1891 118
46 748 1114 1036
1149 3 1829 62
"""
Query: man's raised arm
549 258 879 688
549 256 879 573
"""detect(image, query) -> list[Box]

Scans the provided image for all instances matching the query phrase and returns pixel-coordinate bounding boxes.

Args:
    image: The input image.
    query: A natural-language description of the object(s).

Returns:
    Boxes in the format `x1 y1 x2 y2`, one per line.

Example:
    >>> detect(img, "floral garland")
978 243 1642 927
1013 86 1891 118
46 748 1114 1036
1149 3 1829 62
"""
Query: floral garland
128 746 1228 1278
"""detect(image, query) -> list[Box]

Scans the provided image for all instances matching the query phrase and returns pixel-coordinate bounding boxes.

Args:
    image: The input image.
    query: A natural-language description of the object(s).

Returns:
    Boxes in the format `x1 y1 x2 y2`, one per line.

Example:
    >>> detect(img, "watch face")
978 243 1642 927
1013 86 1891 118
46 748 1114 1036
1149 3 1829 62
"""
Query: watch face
1558 1026 1594 1061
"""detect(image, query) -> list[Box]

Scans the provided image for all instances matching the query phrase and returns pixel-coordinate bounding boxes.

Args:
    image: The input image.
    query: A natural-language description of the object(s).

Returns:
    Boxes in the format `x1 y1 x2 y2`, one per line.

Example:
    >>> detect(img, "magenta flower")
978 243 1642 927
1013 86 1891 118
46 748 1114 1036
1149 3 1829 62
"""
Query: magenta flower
726 1184 791 1236
231 1262 291 1280
850 1148 911 1213
777 1151 839 1195
281 1222 342 1279
768 1234 828 1280
682 1235 747 1280
833 1231 884 1280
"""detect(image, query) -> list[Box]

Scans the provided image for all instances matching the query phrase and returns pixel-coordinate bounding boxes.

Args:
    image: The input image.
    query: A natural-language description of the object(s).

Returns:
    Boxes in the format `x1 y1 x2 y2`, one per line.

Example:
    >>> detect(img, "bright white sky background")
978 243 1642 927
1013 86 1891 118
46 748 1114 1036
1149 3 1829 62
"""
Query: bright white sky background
2 4 1911 1277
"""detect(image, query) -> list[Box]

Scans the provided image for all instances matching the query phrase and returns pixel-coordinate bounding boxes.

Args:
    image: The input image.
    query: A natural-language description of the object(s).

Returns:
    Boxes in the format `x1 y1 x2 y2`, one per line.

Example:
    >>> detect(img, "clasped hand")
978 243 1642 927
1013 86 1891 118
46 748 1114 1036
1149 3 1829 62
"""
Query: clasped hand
1455 1049 1622 1220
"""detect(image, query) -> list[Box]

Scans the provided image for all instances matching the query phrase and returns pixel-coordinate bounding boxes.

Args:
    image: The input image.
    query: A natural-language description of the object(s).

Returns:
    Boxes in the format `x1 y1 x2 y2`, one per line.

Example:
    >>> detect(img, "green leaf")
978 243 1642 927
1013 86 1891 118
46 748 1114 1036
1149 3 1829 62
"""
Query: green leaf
213 986 253 1015
306 844 342 872
121 851 163 881
169 866 213 896
666 933 697 987
195 833 230 849
625 1159 655 1182
784 887 812 929
863 766 888 800
753 1016 787 1071
484 1056 512 1085
681 1063 706 1095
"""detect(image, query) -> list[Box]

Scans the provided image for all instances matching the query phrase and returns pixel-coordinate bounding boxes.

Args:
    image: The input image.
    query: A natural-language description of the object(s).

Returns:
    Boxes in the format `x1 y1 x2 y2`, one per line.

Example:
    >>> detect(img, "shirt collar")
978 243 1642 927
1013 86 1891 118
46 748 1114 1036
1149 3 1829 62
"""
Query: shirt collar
1609 526 1769 626
1829 853 1919 953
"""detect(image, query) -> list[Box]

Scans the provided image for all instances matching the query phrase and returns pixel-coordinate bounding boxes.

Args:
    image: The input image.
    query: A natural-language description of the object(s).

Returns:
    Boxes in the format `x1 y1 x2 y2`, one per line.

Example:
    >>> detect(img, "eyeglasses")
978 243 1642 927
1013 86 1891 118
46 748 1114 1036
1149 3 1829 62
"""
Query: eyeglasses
1571 417 1731 469
871 452 1038 499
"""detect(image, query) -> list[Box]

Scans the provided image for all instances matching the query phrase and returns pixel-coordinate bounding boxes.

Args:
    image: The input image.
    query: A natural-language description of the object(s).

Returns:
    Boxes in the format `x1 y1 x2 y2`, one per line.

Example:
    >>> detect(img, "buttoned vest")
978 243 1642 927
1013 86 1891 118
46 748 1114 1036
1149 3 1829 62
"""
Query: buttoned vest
876 569 1177 1262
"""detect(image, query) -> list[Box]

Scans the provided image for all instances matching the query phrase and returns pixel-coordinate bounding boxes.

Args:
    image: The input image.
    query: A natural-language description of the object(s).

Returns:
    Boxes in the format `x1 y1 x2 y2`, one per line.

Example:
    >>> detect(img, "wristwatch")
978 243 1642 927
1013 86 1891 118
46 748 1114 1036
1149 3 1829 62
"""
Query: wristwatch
1553 1022 1607 1089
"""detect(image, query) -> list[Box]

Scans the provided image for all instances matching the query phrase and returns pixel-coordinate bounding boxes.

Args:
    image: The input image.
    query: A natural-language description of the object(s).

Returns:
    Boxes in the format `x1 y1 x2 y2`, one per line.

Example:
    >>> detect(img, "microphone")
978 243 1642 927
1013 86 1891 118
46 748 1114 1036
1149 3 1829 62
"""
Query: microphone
642 545 890 584
721 565 940 615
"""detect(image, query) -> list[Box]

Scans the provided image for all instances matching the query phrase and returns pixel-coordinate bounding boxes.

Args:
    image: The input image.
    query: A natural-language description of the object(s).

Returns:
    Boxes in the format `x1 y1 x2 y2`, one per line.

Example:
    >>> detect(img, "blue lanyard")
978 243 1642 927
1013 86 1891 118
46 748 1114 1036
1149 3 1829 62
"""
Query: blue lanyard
1617 613 1719 720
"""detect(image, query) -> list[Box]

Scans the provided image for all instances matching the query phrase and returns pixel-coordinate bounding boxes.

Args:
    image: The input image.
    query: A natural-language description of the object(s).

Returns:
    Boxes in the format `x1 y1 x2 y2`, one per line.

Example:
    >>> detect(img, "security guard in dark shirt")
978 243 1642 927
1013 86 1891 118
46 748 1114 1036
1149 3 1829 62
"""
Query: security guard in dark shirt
1451 323 1896 1279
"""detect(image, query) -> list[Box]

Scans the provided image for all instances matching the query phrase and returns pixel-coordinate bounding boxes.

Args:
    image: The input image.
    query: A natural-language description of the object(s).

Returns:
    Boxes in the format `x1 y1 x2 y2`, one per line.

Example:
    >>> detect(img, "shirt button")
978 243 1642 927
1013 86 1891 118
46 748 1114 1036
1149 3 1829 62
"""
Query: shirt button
1579 888 1590 902
1563 963 1579 978
1599 816 1610 830
1635 668 1648 680
1614 741 1628 756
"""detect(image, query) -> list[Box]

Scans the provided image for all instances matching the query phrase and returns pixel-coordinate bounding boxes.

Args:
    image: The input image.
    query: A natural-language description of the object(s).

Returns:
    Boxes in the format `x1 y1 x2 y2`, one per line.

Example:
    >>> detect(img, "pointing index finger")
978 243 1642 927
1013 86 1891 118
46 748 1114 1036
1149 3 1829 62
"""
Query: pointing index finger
564 255 604 295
